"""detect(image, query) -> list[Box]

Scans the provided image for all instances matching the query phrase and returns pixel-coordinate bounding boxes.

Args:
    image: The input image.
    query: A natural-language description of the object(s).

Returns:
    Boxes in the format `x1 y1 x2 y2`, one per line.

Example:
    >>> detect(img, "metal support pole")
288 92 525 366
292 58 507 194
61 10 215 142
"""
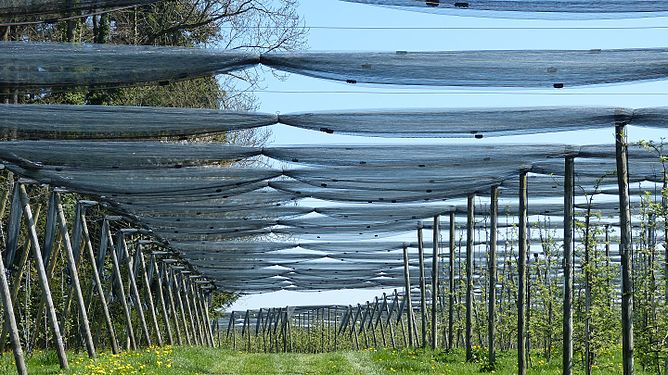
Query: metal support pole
19 184 68 369
402 243 414 347
417 223 427 348
489 186 498 368
518 172 528 375
431 215 439 349
55 193 95 358
466 194 475 361
615 122 635 375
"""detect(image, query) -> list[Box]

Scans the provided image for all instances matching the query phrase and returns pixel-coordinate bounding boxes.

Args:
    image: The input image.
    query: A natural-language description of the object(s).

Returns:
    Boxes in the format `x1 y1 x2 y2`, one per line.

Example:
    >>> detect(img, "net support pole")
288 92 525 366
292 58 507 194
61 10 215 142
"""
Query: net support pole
417 223 427 348
615 121 635 375
402 243 414 347
119 234 152 347
489 186 499 368
448 212 455 350
152 256 174 345
0 190 27 374
173 270 192 345
188 279 205 346
431 215 439 349
180 274 199 345
106 224 137 350
383 293 396 348
563 156 574 375
164 265 183 345
55 193 96 358
19 184 68 370
80 208 119 354
137 247 163 346
201 289 216 347
518 172 528 375
466 194 475 361
17 183 69 370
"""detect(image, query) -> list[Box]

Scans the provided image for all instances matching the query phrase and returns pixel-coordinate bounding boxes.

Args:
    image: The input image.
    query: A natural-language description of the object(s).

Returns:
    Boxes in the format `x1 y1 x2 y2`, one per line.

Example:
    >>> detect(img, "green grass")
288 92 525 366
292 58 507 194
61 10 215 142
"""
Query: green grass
0 345 655 374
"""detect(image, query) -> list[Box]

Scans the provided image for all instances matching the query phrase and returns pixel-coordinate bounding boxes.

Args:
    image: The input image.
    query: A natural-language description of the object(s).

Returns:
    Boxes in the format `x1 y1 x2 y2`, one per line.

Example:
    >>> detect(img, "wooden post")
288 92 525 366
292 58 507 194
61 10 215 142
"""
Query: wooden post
80 207 119 354
105 223 137 350
466 194 475 361
164 264 184 345
562 156 574 375
179 273 199 345
402 243 414 347
448 212 455 350
118 233 152 347
189 281 206 346
489 186 499 368
200 288 216 347
151 256 174 345
431 215 439 349
383 293 396 348
137 245 163 346
518 172 528 375
417 223 427 348
0 201 27 373
615 121 635 375
19 184 68 369
54 193 95 358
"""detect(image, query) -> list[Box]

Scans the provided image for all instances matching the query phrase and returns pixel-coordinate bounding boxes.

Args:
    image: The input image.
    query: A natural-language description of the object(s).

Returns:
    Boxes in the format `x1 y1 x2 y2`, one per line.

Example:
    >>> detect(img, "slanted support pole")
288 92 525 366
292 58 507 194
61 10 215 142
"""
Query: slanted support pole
615 121 635 375
402 243 414 347
201 289 215 347
448 211 455 350
106 223 137 350
163 264 183 345
431 215 439 349
417 223 427 348
489 186 499 368
0 202 27 373
152 255 174 345
137 244 163 346
81 207 119 354
518 172 528 375
180 273 199 345
118 232 152 347
466 193 475 361
563 156 574 375
55 192 96 358
19 184 68 369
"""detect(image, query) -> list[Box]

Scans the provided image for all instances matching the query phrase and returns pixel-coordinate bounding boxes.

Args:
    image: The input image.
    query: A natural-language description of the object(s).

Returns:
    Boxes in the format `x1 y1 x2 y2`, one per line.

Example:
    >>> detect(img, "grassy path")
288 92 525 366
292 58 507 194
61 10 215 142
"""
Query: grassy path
0 345 652 374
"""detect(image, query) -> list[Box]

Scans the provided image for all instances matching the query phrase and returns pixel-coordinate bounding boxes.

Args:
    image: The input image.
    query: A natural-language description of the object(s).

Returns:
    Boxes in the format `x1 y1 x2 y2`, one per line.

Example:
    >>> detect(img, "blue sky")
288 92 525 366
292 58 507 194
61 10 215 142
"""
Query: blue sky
228 0 668 311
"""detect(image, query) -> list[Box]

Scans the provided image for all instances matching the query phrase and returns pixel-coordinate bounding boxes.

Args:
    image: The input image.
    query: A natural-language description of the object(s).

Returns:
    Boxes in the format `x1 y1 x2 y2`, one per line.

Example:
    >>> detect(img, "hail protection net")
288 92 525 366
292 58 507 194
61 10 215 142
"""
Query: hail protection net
2 43 668 293
339 0 668 18
6 42 668 89
0 0 161 18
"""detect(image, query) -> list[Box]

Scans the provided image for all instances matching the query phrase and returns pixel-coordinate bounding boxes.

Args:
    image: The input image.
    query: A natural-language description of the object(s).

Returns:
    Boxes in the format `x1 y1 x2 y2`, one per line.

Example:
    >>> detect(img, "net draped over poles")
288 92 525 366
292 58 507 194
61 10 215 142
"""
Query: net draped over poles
5 42 668 88
0 0 162 18
0 41 666 370
0 134 664 290
339 0 668 18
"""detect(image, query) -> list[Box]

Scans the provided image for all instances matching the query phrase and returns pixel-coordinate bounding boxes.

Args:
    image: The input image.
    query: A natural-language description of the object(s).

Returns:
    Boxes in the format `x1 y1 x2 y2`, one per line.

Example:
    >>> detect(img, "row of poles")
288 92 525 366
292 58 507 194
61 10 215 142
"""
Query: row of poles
0 177 218 374
218 123 641 375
